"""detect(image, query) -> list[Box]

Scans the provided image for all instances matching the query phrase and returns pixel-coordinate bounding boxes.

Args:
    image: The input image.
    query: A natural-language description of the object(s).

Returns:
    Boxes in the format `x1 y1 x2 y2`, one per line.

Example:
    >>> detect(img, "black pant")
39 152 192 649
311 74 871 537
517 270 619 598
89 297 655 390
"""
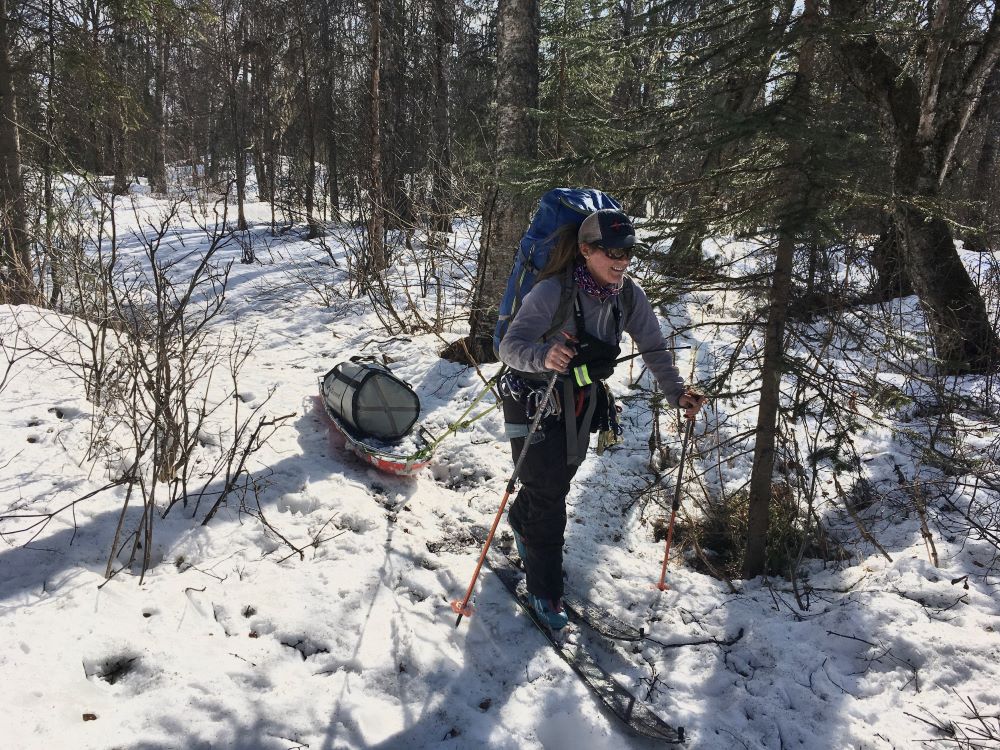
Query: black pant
503 392 588 600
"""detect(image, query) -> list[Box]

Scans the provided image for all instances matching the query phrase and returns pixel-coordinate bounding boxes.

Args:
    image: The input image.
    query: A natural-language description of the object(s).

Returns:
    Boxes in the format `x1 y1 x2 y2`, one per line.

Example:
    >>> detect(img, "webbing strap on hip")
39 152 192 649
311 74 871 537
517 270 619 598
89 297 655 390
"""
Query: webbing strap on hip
562 378 596 466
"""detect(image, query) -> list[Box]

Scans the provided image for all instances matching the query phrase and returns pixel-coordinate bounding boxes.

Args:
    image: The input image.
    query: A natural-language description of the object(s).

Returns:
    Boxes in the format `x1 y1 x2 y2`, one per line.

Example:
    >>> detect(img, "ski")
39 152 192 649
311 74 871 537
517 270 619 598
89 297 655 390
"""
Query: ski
562 590 644 642
481 543 685 743
488 533 645 642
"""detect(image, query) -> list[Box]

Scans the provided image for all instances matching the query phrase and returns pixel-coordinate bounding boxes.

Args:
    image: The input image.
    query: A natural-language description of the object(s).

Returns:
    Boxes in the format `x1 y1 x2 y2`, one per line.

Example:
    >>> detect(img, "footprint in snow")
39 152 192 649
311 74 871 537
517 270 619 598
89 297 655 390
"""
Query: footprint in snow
279 635 330 661
82 653 143 686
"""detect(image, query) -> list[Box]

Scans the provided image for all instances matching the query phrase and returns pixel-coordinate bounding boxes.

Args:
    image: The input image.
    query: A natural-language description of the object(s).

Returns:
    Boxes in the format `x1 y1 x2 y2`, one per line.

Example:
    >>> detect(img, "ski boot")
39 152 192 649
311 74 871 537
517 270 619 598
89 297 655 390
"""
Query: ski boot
528 594 569 630
511 528 528 561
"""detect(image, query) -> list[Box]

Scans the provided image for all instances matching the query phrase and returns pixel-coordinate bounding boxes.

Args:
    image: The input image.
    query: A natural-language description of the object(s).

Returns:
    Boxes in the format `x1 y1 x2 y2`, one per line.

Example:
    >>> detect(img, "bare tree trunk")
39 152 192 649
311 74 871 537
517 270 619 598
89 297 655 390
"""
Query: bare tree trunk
379 0 413 230
109 17 130 196
205 95 218 183
893 196 1000 371
44 0 59 306
368 0 387 271
321 0 341 222
744 0 818 578
296 5 321 239
443 0 539 363
83 2 105 175
964 132 998 252
326 109 340 222
250 32 268 208
150 26 169 195
227 9 249 231
428 0 454 233
554 0 568 160
963 71 1000 252
247 10 278 230
868 218 915 301
0 0 34 304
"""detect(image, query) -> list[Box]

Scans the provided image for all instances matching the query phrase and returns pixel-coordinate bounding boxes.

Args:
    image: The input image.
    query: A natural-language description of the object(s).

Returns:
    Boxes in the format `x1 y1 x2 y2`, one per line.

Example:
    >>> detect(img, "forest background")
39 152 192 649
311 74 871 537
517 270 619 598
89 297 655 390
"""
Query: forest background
2 1 1000 746
2 0 1000 629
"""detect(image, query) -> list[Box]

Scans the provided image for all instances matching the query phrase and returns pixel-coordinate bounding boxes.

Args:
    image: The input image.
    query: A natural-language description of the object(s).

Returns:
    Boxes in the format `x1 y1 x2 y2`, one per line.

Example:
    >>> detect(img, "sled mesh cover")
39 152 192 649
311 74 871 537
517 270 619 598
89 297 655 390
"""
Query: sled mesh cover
322 362 420 440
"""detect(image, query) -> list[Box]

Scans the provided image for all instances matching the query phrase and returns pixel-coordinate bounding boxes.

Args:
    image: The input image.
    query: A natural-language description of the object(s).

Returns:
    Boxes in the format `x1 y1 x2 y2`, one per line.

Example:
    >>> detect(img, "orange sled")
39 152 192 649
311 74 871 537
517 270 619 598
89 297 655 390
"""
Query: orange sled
319 396 432 477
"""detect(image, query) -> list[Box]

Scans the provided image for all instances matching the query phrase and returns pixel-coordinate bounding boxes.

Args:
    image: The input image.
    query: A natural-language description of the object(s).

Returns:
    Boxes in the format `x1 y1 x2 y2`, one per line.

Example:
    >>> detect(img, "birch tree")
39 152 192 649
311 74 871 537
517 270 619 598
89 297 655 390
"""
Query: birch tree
831 0 1000 373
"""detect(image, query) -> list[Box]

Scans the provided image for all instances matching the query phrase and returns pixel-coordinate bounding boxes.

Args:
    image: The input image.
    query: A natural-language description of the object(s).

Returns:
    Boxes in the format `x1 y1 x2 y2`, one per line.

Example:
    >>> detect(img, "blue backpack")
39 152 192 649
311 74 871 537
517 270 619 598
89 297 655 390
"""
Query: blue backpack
492 188 623 356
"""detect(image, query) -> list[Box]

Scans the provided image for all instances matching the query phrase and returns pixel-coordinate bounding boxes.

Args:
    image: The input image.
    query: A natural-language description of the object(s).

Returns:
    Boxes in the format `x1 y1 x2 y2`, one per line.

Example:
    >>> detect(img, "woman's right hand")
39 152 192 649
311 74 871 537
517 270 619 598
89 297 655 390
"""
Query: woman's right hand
679 389 707 421
544 342 576 373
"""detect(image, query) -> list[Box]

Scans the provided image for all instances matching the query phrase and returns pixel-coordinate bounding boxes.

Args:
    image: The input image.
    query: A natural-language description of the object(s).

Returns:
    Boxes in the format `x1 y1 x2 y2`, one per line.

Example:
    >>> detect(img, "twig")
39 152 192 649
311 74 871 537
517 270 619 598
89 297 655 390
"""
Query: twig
832 474 892 562
827 630 921 692
644 627 745 649
913 479 939 567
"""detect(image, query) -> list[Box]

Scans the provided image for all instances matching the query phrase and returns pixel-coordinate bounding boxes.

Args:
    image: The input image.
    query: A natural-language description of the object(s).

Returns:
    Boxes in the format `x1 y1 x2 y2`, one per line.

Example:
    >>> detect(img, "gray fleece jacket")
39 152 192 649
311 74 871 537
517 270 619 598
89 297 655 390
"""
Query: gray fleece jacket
498 275 686 407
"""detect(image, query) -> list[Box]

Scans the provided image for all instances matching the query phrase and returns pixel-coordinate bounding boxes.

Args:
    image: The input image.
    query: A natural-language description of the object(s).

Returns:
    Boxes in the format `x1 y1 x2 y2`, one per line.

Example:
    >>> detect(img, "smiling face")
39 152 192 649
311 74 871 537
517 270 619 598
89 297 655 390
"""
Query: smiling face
581 242 632 287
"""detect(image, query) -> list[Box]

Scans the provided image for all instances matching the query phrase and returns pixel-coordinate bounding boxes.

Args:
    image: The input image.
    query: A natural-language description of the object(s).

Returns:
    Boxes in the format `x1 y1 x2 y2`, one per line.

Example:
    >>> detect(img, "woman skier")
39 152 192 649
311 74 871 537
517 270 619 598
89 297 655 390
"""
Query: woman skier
498 208 706 629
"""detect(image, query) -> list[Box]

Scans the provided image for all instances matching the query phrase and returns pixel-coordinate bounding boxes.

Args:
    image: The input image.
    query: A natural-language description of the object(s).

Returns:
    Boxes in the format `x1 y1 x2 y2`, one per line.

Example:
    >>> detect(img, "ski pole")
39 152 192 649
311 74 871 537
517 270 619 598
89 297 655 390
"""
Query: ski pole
451 369 560 628
656 418 695 592
614 345 690 365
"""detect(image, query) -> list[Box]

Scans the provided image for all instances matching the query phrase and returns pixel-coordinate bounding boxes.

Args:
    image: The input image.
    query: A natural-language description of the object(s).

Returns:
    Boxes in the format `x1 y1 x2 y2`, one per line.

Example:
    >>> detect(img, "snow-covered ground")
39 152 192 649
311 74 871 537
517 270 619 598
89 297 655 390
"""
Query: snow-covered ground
1 188 998 749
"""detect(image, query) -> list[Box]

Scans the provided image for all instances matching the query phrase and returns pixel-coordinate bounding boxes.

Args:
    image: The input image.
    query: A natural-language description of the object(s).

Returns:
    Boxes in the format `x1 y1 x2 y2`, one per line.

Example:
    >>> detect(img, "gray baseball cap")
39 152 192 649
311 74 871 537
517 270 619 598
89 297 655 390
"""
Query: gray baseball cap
578 209 636 249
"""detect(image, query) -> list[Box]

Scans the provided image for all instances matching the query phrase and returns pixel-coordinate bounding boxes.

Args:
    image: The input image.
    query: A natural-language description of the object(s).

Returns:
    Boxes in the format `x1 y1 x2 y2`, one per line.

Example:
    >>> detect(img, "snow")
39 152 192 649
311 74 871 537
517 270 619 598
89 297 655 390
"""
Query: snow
2 187 999 749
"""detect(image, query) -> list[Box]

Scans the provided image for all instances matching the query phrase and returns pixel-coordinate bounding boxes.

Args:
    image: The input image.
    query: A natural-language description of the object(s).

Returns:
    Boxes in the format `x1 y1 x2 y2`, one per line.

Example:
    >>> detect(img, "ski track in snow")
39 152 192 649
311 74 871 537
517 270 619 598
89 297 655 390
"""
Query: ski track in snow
1 191 999 749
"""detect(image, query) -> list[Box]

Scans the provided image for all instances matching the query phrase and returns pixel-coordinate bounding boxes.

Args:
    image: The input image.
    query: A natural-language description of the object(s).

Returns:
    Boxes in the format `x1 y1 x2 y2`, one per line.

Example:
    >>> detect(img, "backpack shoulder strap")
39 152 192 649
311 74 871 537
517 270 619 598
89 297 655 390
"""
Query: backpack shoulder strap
540 268 576 342
620 275 637 329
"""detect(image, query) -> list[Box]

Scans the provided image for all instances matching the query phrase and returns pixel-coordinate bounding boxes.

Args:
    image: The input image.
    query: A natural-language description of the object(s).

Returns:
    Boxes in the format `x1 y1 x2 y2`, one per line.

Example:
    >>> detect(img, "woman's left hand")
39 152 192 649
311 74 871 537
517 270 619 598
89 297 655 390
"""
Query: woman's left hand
679 390 707 421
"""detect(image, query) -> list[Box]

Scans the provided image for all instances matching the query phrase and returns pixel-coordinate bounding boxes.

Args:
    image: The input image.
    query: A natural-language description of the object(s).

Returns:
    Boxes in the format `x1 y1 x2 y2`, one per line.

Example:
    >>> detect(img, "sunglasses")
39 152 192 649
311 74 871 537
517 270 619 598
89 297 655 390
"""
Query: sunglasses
597 244 634 261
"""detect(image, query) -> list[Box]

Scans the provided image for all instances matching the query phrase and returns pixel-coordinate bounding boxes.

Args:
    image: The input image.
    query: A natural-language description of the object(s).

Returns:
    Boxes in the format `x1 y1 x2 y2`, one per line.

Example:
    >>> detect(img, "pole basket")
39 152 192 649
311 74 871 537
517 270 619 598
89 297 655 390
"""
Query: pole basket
451 599 474 618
